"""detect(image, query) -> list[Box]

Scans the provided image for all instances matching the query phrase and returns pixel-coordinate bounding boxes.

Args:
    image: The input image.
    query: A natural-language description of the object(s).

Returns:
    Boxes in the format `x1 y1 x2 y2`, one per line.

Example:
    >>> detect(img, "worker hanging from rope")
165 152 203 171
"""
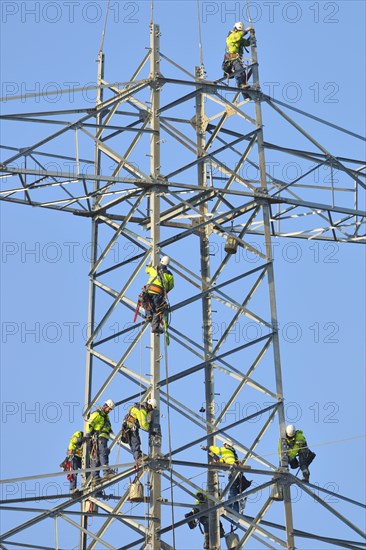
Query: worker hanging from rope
135 255 174 335
85 399 116 485
184 491 225 549
279 424 316 482
59 430 84 495
121 398 158 468
222 21 253 99
201 442 252 513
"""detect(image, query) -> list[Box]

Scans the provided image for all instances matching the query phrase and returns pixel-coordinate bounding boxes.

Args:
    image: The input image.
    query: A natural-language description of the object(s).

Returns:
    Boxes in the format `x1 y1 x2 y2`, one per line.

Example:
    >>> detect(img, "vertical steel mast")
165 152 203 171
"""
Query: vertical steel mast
148 23 162 549
80 48 105 550
249 29 295 548
196 65 221 549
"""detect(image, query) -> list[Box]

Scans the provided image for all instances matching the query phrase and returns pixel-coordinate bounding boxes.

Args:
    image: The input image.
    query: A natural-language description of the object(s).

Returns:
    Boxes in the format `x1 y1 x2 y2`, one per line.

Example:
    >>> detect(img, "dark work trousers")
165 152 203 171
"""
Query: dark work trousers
91 436 110 479
298 448 312 478
231 59 247 87
129 428 142 461
69 456 82 490
147 293 165 333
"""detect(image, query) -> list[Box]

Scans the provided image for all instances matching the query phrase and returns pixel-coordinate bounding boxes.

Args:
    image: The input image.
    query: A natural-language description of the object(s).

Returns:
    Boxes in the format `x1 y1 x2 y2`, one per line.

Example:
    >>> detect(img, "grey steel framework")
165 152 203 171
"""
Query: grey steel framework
1 21 365 550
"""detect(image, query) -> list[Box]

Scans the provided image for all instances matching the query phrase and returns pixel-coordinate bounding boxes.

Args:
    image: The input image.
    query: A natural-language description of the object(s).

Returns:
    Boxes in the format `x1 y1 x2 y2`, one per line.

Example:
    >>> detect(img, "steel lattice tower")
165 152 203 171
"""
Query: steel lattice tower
1 19 365 550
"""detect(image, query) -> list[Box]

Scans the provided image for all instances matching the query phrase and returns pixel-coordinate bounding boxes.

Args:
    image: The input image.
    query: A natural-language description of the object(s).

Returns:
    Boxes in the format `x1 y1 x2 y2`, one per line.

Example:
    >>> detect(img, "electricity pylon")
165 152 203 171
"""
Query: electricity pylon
0 21 365 550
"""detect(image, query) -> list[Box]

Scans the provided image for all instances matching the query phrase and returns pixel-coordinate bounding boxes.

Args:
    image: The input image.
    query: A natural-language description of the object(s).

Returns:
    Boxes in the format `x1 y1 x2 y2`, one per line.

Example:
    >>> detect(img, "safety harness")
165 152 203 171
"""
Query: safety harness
134 268 170 335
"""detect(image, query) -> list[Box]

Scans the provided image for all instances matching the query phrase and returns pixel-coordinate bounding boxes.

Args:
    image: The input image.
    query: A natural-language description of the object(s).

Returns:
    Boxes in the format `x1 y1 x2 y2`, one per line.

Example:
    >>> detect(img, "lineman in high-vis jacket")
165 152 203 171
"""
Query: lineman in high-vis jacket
201 442 251 513
60 430 84 493
145 256 174 334
86 400 116 480
222 22 251 97
281 424 316 482
122 399 157 465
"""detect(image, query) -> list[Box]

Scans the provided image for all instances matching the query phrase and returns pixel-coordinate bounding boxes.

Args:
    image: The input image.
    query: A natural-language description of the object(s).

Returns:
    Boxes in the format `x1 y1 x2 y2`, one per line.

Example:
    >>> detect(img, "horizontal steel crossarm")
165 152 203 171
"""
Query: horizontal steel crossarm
0 467 136 542
292 477 366 539
0 167 146 189
0 506 150 522
0 115 155 135
2 81 150 165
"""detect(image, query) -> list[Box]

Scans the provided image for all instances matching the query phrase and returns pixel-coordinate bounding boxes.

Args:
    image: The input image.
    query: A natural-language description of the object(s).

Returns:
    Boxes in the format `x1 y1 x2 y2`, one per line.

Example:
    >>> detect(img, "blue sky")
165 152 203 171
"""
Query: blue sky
1 1 365 548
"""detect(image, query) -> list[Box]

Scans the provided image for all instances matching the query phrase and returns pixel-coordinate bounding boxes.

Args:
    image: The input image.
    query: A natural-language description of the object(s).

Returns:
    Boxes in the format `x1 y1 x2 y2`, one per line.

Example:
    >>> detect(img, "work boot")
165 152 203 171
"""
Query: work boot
152 328 164 334
71 488 82 497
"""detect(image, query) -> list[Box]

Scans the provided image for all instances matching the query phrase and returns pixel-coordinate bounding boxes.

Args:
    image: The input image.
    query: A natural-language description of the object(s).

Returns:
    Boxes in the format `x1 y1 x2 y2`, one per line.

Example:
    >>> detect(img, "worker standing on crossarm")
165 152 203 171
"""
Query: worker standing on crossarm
280 424 316 482
60 430 84 494
144 256 174 334
85 400 116 481
201 442 251 513
121 398 158 466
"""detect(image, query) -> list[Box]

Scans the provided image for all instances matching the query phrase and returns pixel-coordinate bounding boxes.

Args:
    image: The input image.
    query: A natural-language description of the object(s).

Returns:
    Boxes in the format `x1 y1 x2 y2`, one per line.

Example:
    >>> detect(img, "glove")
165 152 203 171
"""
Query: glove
200 445 208 451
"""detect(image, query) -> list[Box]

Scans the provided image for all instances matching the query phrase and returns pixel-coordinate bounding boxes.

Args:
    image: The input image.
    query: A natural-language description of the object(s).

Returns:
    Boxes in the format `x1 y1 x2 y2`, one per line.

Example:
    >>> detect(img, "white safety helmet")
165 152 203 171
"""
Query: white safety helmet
104 399 115 410
286 424 296 437
160 255 170 266
234 21 244 31
147 398 158 409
